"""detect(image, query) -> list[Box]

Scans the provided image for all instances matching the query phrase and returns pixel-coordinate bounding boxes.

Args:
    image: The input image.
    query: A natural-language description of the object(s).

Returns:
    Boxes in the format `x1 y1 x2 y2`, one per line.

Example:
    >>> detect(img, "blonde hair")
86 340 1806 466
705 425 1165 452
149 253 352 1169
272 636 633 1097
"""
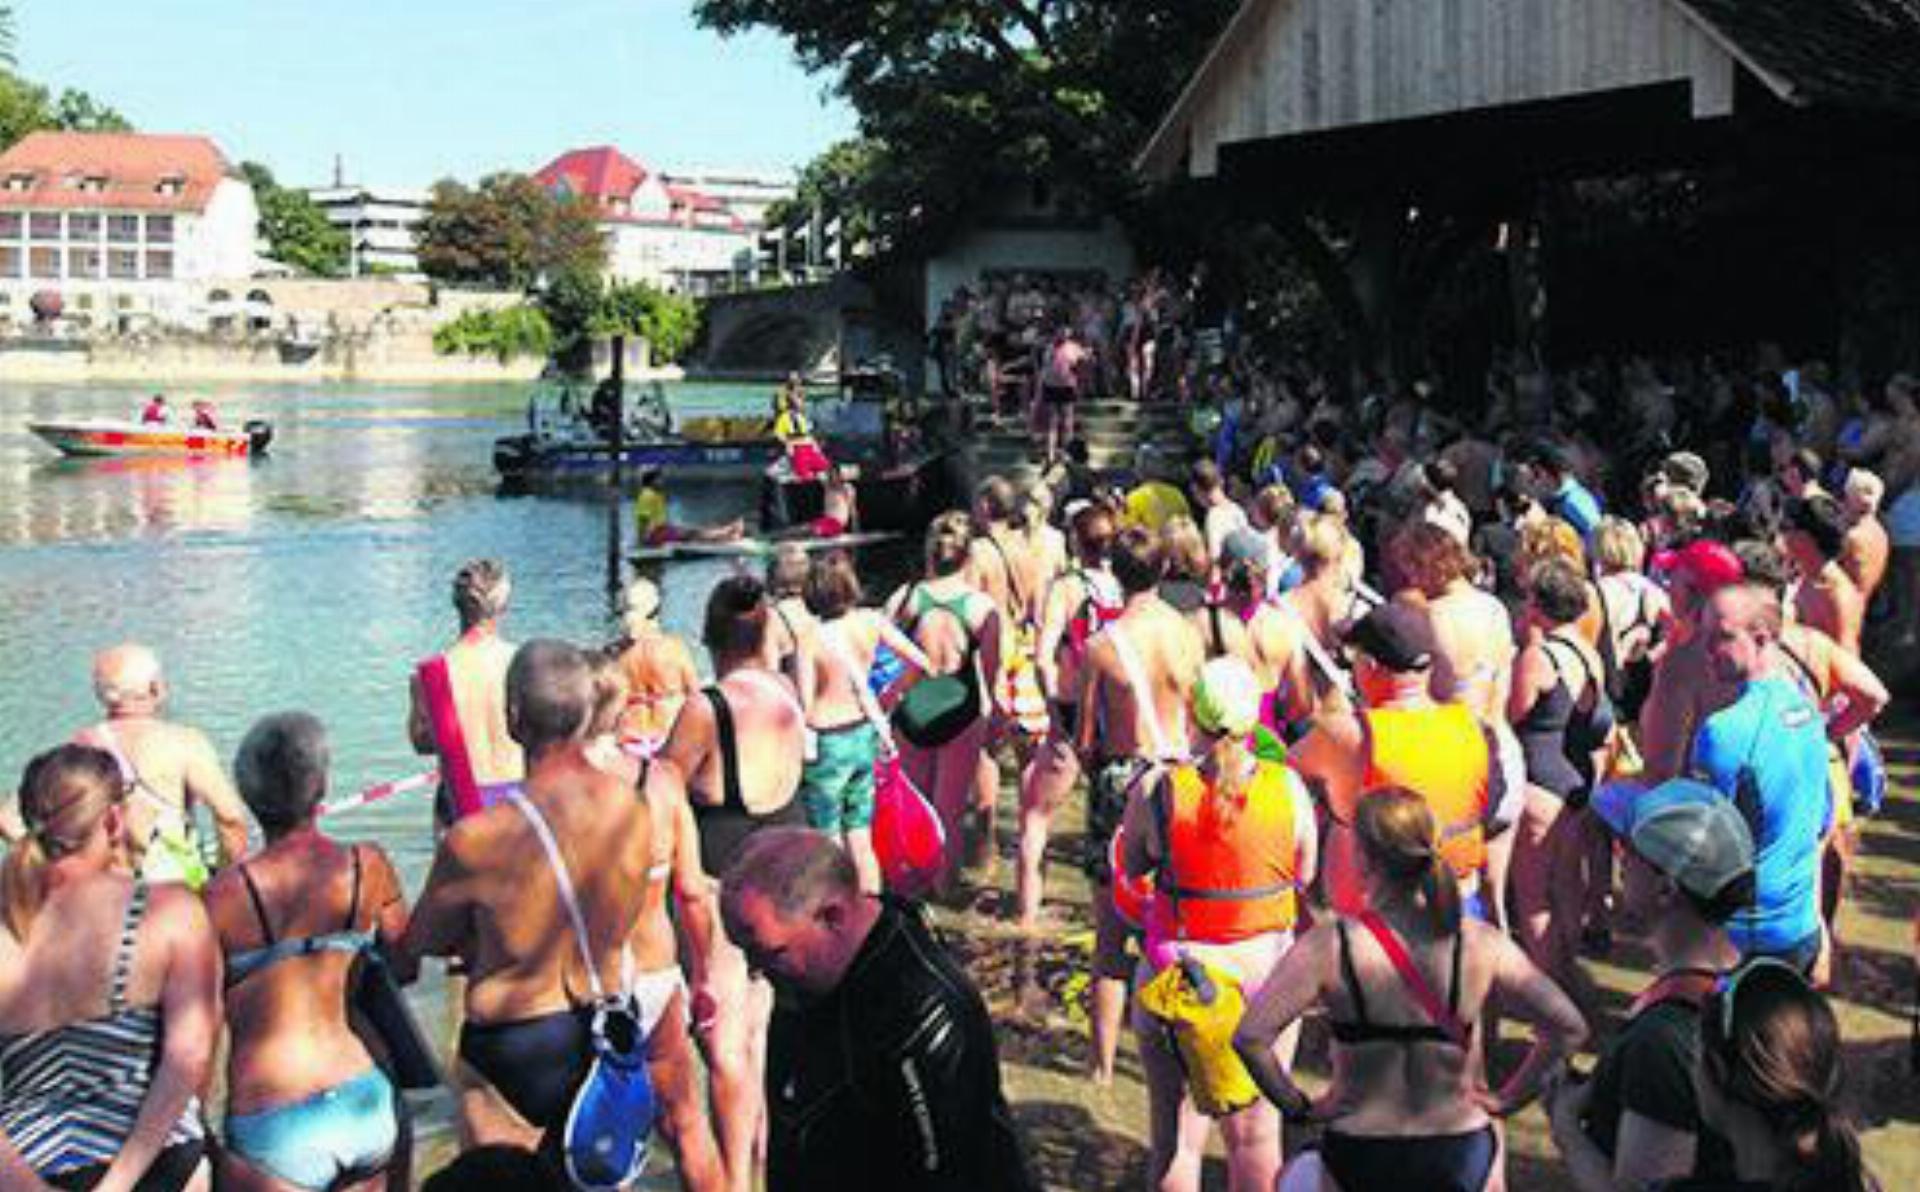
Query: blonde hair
925 510 975 576
1593 517 1646 575
585 648 629 739
4 746 124 939
1844 468 1884 515
1292 512 1348 570
1159 516 1210 582
1520 517 1587 573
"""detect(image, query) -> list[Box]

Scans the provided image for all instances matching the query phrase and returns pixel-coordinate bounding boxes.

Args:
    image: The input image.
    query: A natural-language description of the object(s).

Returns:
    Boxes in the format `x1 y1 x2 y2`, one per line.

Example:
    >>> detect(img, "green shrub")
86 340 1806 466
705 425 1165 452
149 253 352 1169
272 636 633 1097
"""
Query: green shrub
432 305 554 362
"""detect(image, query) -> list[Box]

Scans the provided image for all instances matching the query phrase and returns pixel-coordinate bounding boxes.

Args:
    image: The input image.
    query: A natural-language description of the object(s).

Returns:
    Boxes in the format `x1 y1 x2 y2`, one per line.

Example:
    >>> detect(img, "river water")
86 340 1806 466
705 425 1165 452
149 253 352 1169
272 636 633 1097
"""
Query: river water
0 379 818 1163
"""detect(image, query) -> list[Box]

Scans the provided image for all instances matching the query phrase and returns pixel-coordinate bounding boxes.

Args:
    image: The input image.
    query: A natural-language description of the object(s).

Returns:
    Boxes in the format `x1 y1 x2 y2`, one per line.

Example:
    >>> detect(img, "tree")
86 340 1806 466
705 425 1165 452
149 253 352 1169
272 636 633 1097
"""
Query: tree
0 72 130 149
540 272 703 365
241 161 348 277
52 89 130 133
696 0 1239 251
416 173 606 290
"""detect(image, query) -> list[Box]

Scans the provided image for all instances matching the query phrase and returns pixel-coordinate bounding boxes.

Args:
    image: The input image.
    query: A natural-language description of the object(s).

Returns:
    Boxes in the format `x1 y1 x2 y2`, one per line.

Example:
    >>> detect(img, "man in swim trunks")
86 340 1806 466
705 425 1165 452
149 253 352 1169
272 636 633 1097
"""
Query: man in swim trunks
408 559 525 827
812 464 857 539
398 641 657 1181
1074 525 1205 1084
45 643 250 881
661 575 809 1192
1780 494 1865 657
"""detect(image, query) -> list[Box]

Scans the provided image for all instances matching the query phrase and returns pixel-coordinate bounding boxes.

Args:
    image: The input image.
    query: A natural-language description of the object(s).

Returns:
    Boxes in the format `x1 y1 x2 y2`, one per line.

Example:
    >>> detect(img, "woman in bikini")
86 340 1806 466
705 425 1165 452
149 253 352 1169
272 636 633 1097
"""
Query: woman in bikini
206 713 411 1192
1236 787 1585 1192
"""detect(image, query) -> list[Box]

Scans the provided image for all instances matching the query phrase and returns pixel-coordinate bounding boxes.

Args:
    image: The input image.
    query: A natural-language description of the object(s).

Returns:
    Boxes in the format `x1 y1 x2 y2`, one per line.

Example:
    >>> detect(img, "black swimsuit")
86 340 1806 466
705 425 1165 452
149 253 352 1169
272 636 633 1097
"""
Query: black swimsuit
1321 921 1497 1192
692 685 805 881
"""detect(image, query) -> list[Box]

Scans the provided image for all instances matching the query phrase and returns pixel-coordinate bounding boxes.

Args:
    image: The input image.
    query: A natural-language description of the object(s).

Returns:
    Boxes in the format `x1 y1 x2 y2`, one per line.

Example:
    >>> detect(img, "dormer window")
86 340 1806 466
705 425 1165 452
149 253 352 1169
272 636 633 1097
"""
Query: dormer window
154 175 185 197
5 172 33 192
66 173 107 194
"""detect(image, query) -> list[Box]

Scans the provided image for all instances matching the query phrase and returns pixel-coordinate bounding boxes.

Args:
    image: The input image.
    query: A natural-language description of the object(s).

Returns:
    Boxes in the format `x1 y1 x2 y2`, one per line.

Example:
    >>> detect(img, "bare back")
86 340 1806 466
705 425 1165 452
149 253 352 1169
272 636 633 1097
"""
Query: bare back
1081 598 1203 760
413 752 652 1023
1425 586 1515 723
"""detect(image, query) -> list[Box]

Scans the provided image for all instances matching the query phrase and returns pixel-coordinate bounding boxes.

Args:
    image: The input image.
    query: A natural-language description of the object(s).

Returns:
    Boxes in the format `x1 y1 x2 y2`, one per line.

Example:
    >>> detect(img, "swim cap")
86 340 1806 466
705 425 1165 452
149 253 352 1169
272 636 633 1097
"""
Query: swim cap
1192 657 1262 738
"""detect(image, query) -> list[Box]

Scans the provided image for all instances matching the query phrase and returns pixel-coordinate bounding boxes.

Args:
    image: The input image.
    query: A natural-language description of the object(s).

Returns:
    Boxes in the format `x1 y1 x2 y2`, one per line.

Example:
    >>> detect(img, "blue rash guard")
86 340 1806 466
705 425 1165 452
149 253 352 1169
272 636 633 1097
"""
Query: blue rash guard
1689 676 1830 958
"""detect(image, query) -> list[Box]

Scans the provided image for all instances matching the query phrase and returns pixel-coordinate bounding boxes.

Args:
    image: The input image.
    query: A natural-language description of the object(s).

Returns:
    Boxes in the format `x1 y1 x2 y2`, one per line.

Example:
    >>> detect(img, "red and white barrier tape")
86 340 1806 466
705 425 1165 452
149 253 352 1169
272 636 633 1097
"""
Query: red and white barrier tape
321 769 439 817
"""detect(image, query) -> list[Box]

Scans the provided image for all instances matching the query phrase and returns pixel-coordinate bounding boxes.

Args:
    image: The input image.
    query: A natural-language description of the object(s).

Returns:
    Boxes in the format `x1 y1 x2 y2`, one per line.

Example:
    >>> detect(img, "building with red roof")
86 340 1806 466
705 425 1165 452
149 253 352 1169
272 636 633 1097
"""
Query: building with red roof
533 145 763 294
0 131 261 328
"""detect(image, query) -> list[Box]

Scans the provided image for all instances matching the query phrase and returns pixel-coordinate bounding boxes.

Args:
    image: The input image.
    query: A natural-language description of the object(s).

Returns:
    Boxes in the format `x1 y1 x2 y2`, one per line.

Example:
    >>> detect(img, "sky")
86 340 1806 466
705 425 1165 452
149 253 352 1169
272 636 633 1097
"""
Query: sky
20 0 858 189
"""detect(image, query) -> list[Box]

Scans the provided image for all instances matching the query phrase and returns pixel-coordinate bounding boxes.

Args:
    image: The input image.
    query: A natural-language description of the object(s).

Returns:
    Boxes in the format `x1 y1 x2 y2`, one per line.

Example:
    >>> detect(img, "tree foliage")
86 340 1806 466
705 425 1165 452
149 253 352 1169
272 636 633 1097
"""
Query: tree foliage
0 71 130 150
241 161 348 278
539 271 703 363
695 0 1239 250
416 173 607 290
432 304 555 361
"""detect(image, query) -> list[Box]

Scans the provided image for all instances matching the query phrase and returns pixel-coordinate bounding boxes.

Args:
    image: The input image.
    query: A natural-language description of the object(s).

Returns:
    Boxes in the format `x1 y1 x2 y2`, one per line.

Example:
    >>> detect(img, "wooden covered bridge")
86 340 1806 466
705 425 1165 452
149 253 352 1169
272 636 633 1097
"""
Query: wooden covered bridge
1139 0 1920 382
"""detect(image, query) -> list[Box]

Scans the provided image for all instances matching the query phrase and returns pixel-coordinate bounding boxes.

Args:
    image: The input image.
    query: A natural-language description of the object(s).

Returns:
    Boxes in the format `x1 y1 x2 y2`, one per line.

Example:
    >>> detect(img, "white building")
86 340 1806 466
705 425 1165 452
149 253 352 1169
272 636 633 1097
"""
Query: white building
534 146 758 296
307 185 429 278
0 131 260 329
658 168 794 233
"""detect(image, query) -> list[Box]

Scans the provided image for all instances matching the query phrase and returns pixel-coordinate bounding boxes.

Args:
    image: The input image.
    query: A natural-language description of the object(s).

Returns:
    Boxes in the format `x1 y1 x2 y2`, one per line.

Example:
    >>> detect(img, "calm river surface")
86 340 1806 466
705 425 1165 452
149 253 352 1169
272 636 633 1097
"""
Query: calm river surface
0 379 804 1159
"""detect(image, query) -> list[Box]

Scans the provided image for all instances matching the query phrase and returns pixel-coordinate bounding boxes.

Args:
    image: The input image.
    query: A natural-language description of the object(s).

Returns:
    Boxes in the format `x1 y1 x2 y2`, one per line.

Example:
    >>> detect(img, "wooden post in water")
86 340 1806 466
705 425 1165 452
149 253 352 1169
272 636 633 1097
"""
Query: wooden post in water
606 334 628 609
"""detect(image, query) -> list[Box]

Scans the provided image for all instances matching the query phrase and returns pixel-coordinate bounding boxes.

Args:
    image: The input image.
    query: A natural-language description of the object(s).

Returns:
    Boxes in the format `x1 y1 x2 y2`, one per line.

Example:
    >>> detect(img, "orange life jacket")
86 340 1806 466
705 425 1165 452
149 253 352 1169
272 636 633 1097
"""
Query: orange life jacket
1154 759 1303 942
1360 704 1492 881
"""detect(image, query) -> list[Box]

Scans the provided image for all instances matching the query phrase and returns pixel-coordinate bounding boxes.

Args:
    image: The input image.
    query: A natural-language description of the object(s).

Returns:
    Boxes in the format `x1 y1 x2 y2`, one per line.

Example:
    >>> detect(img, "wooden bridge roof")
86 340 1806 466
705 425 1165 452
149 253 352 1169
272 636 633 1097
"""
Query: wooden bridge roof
1140 0 1920 180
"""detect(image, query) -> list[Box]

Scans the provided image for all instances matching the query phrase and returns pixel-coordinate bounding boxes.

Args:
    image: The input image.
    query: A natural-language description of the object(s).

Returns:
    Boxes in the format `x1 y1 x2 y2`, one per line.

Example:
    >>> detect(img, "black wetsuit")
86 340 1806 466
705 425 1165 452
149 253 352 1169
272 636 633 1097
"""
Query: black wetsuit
766 900 1039 1192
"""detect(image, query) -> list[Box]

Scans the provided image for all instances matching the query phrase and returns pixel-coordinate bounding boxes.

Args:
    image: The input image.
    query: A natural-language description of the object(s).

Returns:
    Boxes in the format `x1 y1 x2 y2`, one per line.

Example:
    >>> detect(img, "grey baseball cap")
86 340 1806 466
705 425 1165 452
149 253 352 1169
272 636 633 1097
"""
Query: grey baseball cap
1594 778 1755 902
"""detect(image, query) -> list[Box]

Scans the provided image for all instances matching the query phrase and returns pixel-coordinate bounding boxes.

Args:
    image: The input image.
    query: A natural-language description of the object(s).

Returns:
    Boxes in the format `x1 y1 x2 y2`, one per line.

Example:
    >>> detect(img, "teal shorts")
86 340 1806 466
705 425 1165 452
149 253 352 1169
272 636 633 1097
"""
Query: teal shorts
801 721 880 832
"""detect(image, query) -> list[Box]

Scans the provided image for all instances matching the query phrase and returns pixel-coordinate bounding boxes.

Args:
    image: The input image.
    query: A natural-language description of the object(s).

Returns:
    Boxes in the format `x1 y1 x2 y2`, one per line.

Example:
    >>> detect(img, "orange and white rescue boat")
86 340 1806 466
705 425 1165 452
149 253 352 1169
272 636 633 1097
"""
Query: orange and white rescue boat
28 418 273 458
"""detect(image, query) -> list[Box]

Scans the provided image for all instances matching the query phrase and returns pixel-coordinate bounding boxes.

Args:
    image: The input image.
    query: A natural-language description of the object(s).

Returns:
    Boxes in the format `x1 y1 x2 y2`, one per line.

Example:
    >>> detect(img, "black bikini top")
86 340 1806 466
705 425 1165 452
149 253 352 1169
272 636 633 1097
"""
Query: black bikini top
1327 918 1470 1049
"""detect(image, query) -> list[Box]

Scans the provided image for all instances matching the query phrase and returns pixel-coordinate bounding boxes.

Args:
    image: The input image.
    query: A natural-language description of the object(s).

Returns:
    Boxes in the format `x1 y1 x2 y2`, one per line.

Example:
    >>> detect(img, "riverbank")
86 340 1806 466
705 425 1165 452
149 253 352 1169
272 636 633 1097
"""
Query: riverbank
0 338 691 385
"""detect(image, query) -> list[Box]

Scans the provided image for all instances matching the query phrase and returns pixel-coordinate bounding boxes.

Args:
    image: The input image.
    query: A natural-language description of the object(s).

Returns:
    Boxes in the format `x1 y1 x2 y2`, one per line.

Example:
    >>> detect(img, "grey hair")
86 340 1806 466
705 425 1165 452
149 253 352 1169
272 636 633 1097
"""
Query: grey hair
92 643 162 708
720 827 858 924
506 639 594 751
235 711 331 831
453 558 512 629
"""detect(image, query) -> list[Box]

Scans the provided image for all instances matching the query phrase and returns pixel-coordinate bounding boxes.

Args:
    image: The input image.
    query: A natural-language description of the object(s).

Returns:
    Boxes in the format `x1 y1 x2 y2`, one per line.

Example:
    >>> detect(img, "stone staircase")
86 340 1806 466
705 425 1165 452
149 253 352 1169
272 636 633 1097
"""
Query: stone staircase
966 396 1203 479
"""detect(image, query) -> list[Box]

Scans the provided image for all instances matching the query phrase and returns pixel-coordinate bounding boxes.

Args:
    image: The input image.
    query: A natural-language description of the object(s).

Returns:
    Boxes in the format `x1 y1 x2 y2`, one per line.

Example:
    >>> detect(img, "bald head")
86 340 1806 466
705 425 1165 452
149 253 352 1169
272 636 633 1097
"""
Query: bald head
506 639 594 753
93 643 163 710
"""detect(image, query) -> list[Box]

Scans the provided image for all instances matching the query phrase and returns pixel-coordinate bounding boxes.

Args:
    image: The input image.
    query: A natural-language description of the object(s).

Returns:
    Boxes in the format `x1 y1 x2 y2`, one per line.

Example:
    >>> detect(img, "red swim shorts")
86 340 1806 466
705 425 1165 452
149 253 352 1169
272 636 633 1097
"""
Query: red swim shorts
812 516 847 539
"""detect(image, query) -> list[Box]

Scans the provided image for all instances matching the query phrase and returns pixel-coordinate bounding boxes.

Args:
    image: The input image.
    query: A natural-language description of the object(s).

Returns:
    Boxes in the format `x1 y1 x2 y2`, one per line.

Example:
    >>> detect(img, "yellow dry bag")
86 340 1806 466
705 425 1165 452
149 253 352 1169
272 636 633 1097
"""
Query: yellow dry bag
1137 955 1260 1117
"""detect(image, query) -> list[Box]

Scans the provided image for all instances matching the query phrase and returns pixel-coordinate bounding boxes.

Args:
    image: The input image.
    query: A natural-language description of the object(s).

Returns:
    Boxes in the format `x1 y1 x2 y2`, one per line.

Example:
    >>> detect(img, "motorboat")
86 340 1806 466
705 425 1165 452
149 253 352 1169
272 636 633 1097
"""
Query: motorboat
28 417 273 458
494 382 781 481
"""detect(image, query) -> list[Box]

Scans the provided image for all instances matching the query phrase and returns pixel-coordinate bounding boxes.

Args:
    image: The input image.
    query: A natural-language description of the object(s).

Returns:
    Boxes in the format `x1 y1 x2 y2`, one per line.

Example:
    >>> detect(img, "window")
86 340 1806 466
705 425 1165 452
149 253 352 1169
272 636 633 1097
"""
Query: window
0 246 21 277
5 173 33 192
76 293 94 311
146 215 174 244
108 215 140 243
116 294 134 311
155 175 185 197
109 249 139 279
68 248 102 279
0 214 19 239
67 214 101 240
30 247 60 279
145 250 173 280
70 174 107 194
29 214 61 241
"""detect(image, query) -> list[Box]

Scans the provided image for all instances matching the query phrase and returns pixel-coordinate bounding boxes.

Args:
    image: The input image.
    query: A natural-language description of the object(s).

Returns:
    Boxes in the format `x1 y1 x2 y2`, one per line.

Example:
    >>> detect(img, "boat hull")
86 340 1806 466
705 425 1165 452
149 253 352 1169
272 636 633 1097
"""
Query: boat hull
29 419 271 458
493 434 782 480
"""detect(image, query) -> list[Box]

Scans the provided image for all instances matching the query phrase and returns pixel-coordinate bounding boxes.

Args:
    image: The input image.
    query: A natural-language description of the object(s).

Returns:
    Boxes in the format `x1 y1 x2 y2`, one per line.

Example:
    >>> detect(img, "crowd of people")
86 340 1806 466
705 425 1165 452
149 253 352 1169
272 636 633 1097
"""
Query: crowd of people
1 348 1914 1192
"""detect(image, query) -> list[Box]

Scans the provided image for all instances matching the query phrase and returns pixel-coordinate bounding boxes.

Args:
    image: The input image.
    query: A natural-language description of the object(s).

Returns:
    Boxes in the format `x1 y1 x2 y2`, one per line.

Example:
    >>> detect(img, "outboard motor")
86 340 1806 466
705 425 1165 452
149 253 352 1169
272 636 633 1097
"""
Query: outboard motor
244 419 274 456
